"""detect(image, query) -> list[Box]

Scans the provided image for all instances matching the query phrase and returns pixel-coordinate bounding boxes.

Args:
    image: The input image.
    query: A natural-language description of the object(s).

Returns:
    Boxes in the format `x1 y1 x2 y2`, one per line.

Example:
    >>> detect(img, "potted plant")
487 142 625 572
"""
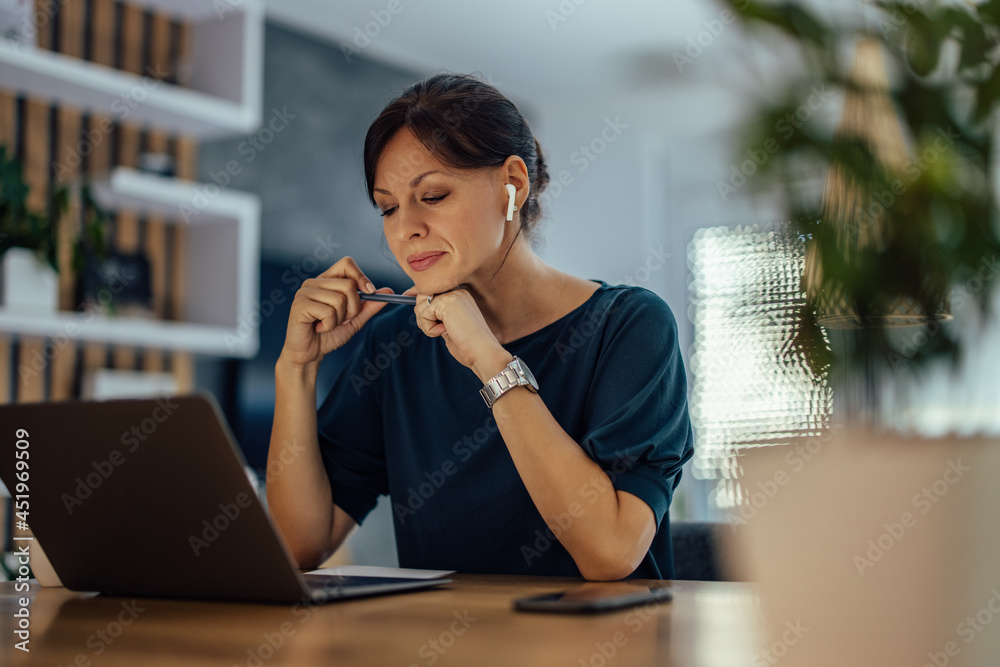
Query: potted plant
0 144 108 312
717 2 1000 664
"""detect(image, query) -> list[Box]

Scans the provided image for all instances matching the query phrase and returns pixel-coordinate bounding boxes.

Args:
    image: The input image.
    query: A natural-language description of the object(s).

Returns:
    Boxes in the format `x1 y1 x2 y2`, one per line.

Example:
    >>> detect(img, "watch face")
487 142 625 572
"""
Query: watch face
514 357 538 390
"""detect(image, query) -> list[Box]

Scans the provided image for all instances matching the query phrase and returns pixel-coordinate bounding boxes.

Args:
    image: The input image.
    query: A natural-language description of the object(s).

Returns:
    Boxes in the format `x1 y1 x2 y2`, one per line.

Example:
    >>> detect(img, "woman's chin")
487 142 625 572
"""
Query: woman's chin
412 276 462 296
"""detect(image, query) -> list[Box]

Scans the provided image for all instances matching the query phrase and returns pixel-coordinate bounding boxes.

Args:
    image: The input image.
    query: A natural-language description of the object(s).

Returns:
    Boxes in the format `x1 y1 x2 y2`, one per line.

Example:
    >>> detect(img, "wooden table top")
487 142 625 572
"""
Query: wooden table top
0 574 761 666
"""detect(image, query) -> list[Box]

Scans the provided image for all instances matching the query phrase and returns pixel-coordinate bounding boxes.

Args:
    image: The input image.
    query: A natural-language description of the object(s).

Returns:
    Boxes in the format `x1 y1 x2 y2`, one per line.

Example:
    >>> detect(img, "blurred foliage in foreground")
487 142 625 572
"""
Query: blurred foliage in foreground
723 0 1000 379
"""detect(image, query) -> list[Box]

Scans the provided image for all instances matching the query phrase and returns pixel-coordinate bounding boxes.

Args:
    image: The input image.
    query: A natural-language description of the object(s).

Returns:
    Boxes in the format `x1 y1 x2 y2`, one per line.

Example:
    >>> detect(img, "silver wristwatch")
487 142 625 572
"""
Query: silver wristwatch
480 356 539 409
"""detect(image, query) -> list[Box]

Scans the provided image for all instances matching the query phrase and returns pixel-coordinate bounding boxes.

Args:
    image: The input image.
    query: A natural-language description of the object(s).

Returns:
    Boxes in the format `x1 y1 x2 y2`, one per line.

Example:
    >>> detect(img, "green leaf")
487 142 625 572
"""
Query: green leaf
903 11 945 77
974 64 1000 121
728 1 830 50
977 0 1000 26
1 143 112 277
937 6 992 72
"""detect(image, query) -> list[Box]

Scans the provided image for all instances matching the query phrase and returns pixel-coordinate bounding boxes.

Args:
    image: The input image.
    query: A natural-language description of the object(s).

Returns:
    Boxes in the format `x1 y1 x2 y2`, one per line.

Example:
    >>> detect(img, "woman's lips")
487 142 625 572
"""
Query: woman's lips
408 252 445 271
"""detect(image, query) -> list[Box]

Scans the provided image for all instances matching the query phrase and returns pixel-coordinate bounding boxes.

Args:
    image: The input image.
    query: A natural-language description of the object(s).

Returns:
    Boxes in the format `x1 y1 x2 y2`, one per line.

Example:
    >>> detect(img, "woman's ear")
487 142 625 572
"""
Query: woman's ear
502 155 530 211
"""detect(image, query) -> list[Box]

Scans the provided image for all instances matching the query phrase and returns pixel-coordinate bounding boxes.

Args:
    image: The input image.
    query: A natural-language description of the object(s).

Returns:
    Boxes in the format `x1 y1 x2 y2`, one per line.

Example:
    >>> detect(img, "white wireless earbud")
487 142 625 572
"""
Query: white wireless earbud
505 184 517 222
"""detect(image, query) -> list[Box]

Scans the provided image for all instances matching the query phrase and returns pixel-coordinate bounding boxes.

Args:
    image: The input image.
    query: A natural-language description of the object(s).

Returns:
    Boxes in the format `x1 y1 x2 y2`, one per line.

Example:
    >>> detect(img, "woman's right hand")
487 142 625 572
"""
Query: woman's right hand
279 256 394 368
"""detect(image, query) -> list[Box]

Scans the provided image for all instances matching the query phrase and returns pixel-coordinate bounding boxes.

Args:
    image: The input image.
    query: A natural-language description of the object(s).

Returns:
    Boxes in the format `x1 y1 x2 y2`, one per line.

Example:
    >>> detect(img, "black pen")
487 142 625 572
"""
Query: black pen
358 292 417 305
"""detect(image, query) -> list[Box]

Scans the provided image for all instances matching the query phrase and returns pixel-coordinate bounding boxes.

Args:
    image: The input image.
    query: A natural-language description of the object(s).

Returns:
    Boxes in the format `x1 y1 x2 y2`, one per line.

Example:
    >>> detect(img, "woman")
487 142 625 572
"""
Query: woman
268 74 693 581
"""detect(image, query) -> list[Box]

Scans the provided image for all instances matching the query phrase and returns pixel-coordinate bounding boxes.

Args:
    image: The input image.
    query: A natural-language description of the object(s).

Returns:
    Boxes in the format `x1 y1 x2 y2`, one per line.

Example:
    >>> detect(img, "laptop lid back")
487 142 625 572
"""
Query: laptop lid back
0 394 309 603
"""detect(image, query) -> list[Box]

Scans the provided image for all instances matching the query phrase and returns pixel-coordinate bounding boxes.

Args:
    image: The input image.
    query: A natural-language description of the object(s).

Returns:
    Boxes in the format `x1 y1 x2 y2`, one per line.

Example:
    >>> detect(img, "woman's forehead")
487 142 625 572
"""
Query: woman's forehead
375 130 442 185
374 130 492 192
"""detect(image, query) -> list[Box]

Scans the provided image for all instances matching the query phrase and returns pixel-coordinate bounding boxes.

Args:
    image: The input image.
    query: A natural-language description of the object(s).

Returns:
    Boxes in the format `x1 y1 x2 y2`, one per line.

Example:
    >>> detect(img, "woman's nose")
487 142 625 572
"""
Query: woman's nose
393 204 426 241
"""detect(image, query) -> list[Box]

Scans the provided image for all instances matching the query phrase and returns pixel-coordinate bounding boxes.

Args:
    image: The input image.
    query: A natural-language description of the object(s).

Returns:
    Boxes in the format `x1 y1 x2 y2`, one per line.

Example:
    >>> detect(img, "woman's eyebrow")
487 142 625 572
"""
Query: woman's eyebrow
409 170 441 187
373 170 442 195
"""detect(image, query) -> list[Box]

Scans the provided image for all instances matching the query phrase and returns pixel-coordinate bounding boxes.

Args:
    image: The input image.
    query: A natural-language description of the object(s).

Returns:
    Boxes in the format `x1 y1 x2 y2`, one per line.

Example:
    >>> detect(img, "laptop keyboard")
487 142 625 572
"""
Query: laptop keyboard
302 574 432 596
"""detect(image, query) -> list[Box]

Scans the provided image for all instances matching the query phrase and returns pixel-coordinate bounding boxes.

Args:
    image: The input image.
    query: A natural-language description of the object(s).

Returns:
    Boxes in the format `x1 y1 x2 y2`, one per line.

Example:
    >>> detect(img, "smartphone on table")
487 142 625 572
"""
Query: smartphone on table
513 581 672 614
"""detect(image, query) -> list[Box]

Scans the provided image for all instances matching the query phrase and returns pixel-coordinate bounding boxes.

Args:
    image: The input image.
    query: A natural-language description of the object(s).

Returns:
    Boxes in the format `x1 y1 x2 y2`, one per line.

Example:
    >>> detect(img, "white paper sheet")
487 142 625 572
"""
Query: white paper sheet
307 565 454 579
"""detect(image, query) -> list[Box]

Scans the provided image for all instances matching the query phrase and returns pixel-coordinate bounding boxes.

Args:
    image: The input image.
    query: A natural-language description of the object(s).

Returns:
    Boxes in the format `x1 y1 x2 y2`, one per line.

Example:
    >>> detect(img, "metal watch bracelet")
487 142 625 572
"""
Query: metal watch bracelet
479 356 538 409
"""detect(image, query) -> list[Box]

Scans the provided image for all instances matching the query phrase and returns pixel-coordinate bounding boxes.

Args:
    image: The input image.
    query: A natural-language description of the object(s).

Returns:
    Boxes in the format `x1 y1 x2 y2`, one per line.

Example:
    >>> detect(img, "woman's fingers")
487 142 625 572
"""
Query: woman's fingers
281 256 398 366
344 287 395 330
320 256 376 294
299 279 360 324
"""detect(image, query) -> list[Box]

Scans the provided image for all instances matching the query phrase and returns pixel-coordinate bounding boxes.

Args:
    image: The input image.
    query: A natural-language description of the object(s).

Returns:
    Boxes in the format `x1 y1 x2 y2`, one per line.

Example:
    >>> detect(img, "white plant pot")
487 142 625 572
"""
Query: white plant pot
725 429 1000 667
0 0 36 46
1 247 59 313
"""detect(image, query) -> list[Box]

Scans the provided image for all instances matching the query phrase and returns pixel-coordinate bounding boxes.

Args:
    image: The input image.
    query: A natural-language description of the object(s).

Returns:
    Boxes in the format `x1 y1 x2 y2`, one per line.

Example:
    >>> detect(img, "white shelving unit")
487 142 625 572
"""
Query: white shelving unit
0 0 265 358
0 0 263 139
0 167 261 357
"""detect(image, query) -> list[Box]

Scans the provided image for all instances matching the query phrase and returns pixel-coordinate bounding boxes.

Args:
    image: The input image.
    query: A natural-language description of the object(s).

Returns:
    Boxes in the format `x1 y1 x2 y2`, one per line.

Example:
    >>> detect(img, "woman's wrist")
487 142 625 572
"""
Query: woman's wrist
275 352 321 385
473 348 515 384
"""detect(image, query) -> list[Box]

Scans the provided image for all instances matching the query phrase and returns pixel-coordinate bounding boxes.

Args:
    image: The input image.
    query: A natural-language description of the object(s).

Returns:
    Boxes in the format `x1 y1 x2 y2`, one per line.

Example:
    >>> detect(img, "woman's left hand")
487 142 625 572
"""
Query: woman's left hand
403 286 511 382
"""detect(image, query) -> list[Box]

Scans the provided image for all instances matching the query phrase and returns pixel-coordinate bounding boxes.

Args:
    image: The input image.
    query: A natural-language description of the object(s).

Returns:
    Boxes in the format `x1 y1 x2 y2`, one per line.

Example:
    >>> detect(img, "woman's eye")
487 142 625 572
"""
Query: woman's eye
379 194 446 217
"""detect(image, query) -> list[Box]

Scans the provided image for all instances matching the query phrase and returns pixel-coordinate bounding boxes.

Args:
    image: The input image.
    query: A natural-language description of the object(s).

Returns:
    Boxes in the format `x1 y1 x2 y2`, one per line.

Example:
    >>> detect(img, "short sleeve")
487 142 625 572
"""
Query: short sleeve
578 289 694 530
316 325 390 526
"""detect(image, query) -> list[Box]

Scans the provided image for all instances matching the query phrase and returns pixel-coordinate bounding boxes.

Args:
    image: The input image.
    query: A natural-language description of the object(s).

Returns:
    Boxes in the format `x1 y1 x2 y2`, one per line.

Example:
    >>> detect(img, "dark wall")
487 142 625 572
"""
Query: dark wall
202 21 419 274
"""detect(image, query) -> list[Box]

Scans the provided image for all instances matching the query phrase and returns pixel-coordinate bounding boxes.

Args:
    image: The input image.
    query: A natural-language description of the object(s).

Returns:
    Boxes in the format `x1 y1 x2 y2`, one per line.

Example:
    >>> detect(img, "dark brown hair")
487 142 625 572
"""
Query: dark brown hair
364 74 550 245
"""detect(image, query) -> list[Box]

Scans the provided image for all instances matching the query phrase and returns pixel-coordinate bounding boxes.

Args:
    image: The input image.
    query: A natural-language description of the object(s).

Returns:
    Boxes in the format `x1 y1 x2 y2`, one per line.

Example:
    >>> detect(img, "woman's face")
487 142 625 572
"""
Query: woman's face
372 128 510 295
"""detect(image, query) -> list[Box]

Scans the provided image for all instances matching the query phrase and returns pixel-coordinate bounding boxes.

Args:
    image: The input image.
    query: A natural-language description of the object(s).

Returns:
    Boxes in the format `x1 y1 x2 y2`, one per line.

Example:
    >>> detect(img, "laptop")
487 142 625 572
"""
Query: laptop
0 393 449 604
